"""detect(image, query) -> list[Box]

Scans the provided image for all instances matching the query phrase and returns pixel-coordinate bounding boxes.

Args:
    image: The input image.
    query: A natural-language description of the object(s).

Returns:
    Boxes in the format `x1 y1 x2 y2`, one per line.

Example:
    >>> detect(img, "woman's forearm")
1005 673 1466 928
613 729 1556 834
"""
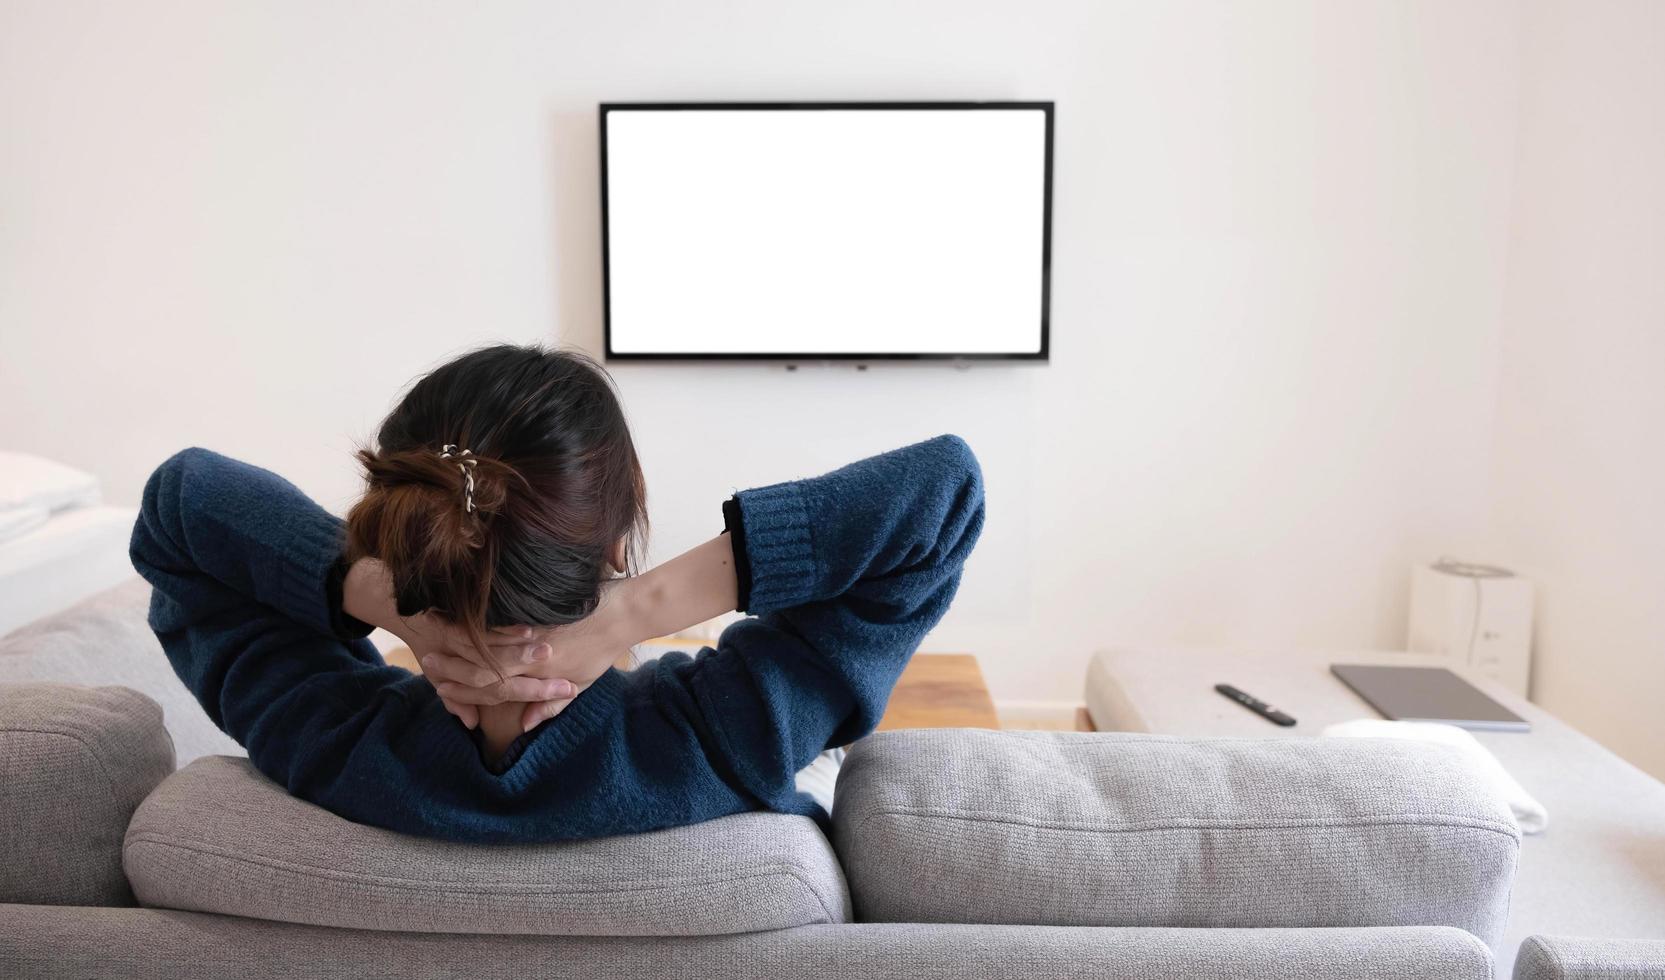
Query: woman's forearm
342 558 403 636
611 532 740 643
346 531 739 744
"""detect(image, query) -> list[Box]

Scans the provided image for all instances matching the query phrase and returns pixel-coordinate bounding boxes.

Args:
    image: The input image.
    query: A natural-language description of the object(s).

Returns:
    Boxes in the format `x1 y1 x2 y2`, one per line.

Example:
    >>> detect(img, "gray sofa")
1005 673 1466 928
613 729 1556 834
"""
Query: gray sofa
2 584 1661 979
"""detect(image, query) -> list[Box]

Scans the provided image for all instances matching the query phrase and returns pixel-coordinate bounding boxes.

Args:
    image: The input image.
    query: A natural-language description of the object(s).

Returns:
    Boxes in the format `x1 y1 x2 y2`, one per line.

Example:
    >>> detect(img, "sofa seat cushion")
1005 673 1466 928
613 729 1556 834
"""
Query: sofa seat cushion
124 756 850 936
833 729 1519 948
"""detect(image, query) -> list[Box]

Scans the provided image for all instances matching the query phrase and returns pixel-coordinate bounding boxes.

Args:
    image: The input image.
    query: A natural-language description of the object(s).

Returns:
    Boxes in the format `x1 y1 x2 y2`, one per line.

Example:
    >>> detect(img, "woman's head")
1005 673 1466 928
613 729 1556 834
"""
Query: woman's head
345 344 646 658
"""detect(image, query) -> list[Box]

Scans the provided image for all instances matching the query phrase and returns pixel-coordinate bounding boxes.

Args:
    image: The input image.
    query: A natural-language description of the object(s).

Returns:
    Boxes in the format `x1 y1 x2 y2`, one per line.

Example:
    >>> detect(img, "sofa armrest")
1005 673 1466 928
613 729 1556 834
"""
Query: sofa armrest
1515 936 1665 980
833 729 1520 948
0 682 175 906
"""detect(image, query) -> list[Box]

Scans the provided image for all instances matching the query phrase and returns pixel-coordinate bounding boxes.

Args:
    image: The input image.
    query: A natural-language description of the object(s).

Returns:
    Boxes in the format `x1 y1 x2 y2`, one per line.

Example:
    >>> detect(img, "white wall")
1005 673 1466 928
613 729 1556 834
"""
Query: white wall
1 1 1519 709
1487 0 1665 779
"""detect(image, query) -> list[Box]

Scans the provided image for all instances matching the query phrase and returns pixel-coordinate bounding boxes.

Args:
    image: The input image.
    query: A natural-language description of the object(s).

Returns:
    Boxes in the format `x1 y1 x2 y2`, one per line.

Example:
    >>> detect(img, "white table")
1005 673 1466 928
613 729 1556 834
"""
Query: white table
1084 647 1665 979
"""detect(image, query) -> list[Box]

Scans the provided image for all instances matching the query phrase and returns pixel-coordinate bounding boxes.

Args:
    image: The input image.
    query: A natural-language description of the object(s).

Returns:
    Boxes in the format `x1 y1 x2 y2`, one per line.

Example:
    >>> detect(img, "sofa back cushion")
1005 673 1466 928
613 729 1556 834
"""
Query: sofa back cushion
0 682 176 906
0 578 242 765
833 729 1519 948
123 755 850 935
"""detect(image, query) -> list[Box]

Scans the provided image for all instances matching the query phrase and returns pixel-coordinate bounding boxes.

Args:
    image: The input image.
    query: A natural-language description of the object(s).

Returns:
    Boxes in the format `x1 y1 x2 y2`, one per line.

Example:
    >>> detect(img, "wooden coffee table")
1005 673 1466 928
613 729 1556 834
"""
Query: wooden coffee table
877 653 1000 731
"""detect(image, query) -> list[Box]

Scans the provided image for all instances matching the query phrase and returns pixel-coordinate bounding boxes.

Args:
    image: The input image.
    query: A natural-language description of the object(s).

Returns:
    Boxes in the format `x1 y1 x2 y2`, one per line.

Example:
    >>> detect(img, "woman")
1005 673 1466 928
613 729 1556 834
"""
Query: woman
130 344 984 843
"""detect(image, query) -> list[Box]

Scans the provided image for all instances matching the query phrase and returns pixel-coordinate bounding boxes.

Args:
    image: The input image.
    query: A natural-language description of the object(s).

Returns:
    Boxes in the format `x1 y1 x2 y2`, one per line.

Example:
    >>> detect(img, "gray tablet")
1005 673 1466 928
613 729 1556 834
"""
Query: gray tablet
1330 664 1531 732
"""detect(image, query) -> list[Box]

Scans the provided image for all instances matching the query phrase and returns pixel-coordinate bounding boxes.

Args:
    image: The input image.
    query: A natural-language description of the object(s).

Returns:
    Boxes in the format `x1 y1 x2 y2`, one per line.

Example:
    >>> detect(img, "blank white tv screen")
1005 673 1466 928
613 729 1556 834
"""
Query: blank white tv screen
602 104 1052 359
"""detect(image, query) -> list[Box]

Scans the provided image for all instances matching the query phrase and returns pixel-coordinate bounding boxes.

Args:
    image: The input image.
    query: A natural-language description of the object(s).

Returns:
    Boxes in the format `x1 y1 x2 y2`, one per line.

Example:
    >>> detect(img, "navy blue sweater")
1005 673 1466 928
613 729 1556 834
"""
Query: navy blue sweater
129 435 984 842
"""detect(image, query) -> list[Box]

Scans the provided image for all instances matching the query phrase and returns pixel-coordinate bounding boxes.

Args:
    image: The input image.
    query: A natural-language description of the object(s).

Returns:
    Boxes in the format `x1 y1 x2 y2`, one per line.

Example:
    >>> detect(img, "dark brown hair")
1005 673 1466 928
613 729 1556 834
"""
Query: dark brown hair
345 344 647 667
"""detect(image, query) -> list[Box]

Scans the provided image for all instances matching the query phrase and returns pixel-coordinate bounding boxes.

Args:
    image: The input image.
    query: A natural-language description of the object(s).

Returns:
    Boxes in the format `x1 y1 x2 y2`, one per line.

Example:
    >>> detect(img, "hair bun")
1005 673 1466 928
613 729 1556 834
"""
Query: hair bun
345 447 523 622
357 447 517 519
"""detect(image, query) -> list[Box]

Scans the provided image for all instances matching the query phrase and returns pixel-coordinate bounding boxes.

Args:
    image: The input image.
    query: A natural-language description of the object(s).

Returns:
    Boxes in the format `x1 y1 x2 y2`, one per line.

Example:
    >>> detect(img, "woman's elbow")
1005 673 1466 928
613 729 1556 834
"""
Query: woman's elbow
130 447 211 569
922 434 986 561
930 433 984 506
140 448 213 513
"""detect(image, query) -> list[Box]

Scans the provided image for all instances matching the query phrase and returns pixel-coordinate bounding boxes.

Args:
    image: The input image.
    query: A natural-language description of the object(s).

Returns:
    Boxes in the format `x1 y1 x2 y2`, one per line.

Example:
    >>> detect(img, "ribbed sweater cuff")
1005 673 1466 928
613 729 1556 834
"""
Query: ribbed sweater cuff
733 481 818 614
721 496 753 612
275 509 355 638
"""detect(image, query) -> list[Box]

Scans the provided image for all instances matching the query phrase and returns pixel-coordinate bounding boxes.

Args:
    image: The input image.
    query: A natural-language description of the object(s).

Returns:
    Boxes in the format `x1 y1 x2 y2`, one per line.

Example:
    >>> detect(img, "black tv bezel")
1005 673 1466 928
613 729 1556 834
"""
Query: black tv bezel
598 101 1054 363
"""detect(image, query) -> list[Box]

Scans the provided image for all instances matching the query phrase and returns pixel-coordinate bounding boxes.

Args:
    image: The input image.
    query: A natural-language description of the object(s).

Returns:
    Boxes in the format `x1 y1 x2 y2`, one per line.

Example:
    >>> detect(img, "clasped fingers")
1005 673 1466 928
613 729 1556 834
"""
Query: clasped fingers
418 643 577 706
432 673 577 706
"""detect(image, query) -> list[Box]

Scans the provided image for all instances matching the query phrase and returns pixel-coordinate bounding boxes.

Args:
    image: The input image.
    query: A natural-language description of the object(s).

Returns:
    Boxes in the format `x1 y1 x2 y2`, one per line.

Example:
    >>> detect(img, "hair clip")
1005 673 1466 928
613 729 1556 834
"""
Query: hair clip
438 445 478 513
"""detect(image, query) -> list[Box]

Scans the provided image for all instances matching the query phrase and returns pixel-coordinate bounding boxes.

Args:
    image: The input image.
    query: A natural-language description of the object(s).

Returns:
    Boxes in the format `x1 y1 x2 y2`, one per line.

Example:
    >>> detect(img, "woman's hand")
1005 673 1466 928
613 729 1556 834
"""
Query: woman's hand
398 613 577 730
419 580 639 732
342 557 577 729
344 532 741 734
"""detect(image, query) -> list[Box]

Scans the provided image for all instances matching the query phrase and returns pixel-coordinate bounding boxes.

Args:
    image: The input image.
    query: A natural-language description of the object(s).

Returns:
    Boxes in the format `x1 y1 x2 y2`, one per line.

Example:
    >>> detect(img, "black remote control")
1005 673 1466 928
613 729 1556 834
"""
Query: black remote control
1214 684 1296 727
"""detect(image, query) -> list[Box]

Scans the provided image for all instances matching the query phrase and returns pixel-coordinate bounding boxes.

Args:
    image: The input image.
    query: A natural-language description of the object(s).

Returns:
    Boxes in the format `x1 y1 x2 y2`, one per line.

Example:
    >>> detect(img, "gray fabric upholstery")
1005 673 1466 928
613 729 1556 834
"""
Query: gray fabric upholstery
124 754 850 935
0 578 242 764
0 905 1495 980
0 682 175 906
834 728 1519 947
1515 936 1665 980
1084 647 1665 978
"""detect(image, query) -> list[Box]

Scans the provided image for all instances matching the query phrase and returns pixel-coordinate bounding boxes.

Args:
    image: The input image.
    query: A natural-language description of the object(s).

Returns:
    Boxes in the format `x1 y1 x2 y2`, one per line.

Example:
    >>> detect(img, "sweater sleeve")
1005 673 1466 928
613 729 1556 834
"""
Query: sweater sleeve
624 433 986 814
129 447 409 789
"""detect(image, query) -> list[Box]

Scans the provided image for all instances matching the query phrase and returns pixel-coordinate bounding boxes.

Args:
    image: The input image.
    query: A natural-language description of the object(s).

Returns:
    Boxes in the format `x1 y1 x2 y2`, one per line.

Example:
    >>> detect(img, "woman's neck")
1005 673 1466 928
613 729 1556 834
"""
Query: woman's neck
477 703 523 763
479 672 602 765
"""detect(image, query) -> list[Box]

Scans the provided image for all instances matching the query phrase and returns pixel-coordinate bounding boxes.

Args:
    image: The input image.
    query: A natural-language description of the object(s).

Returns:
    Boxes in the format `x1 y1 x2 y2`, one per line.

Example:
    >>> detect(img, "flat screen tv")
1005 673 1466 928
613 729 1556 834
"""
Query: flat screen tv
600 102 1053 361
